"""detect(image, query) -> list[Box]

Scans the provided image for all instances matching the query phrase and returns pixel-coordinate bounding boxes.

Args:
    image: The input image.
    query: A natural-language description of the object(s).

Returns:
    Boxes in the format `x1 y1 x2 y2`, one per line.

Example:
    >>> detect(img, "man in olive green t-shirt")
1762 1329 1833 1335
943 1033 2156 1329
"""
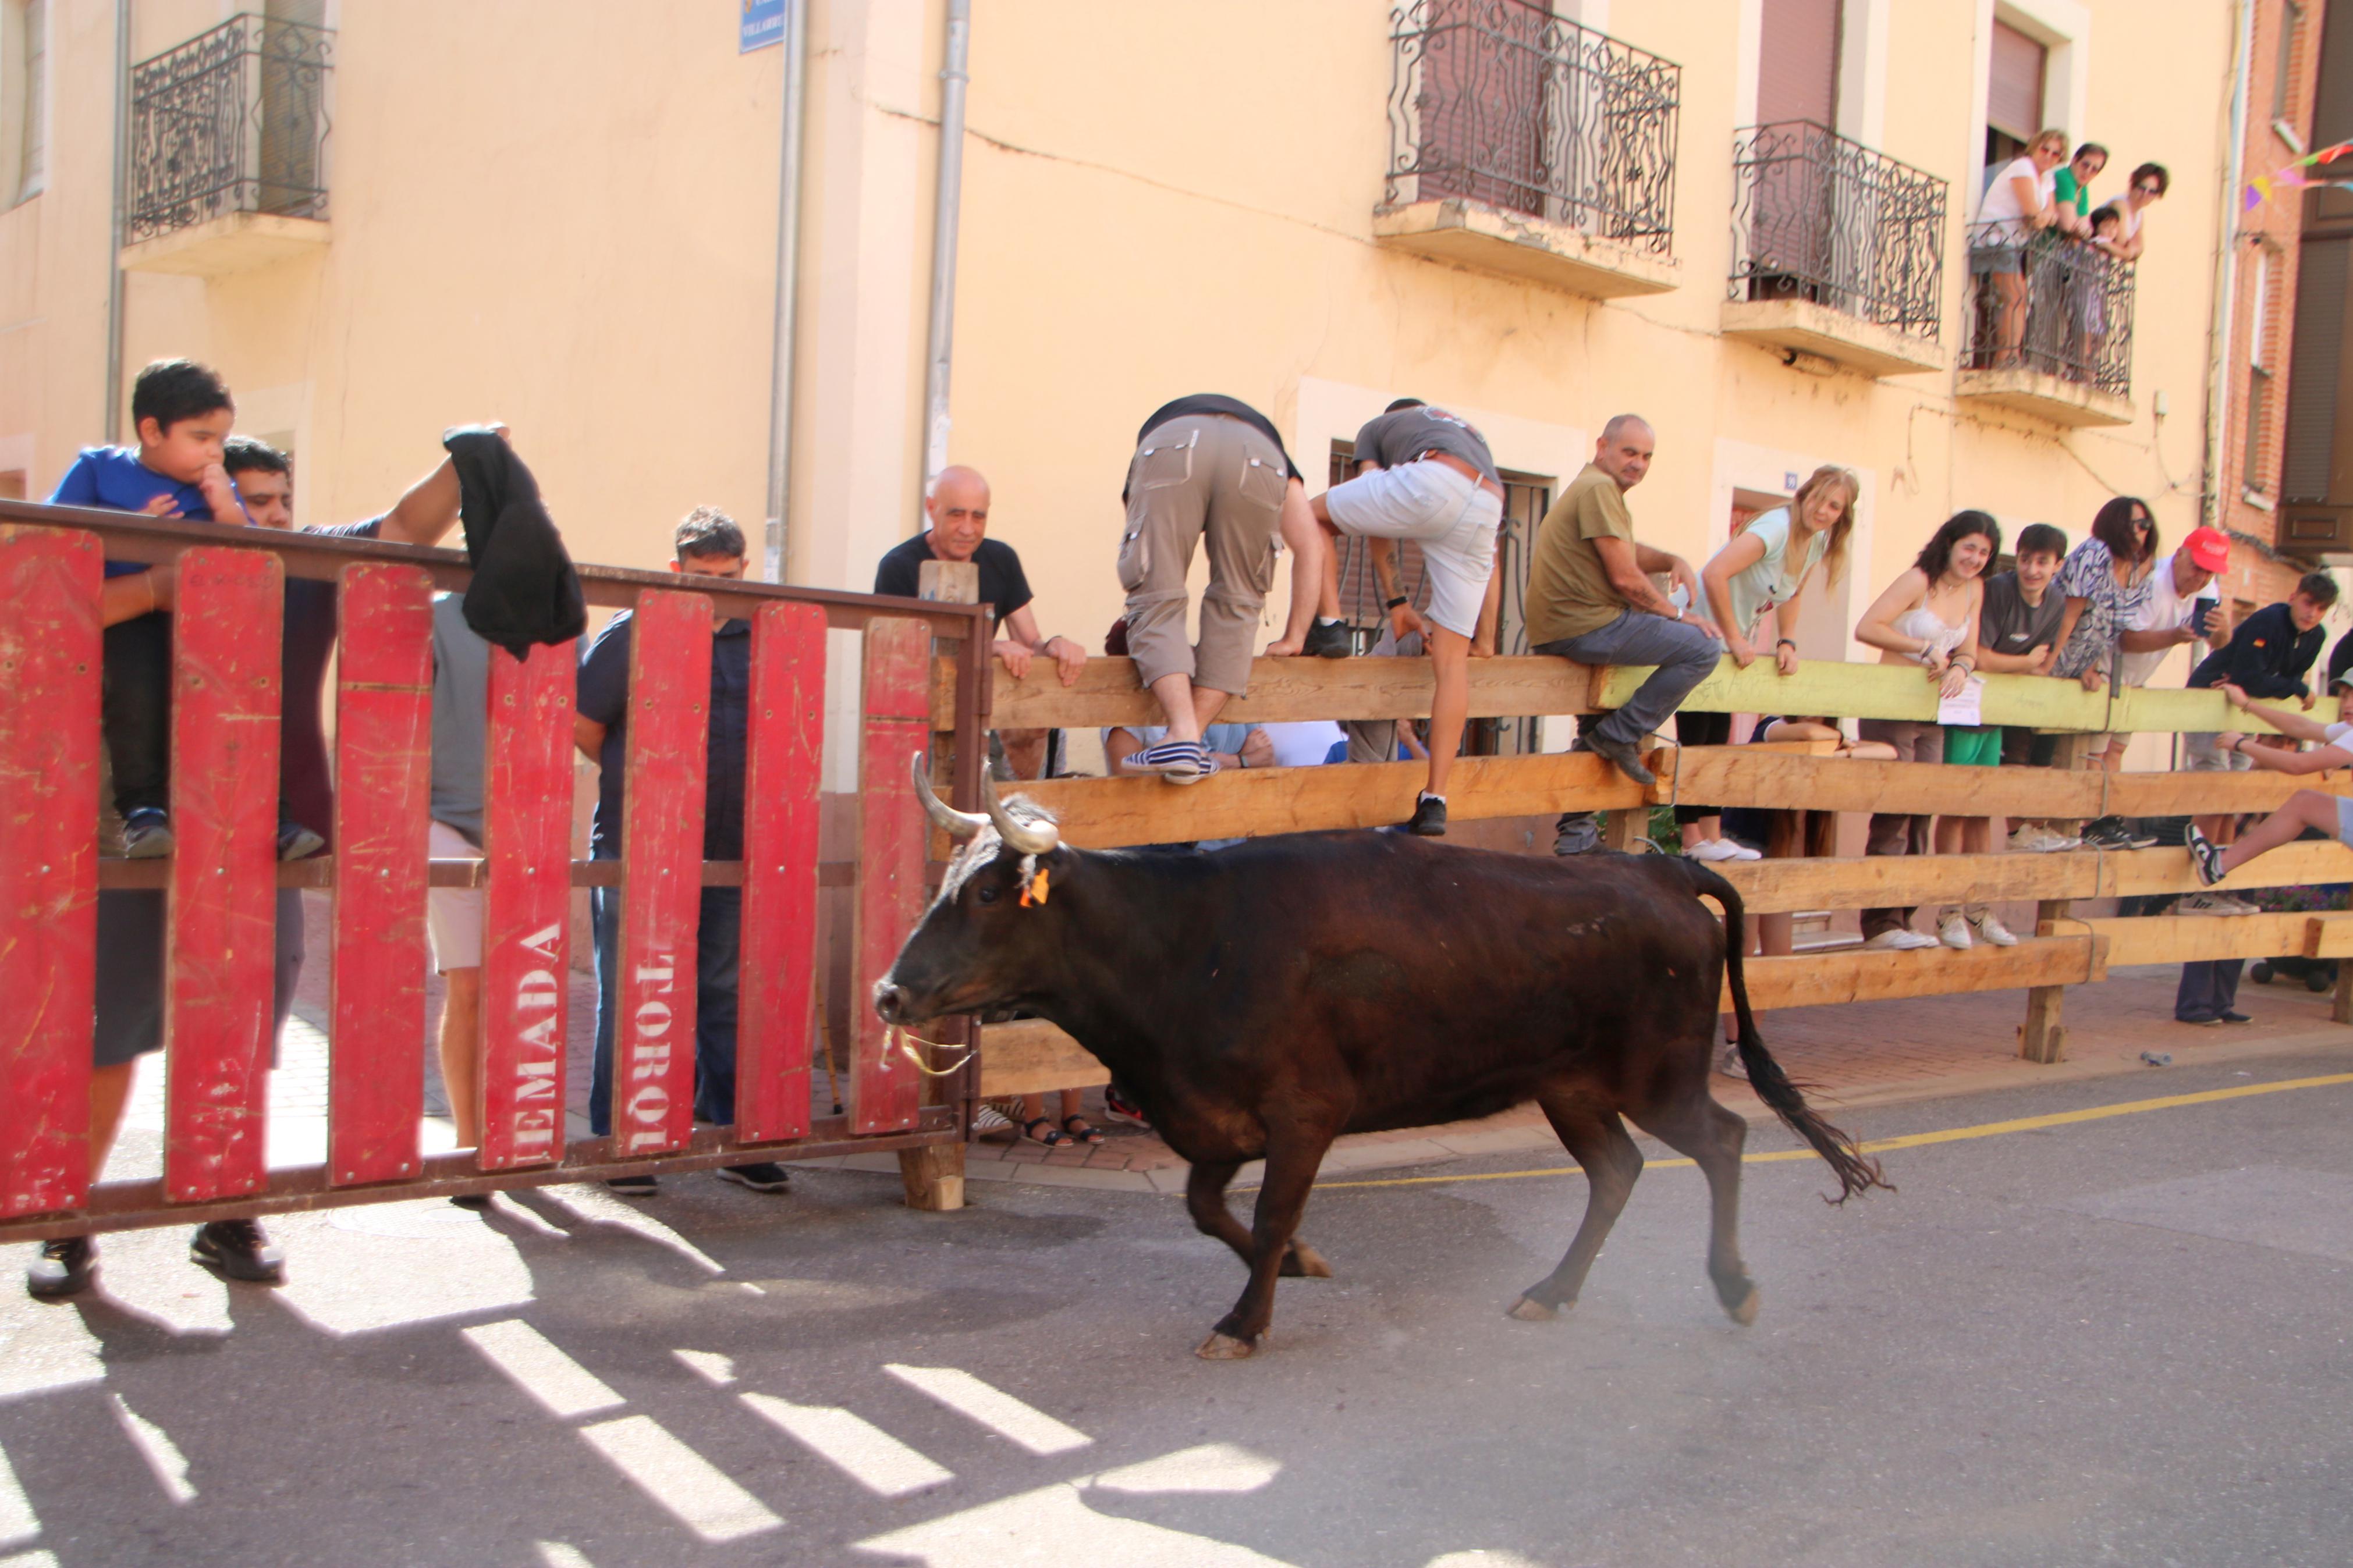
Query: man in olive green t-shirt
1526 413 1723 854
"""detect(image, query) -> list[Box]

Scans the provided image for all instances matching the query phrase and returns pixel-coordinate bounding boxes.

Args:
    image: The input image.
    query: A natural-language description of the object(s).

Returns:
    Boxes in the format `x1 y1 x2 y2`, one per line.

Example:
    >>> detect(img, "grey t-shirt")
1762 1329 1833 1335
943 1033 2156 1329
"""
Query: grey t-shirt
1350 407 1499 485
430 593 492 845
1979 570 2064 663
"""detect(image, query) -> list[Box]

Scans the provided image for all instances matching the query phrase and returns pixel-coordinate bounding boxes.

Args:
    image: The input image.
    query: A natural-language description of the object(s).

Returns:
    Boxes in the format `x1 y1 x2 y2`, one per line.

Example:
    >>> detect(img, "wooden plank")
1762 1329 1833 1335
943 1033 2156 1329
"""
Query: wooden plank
939 654 1597 731
905 561 977 1212
0 528 102 1217
978 936 2103 1100
2303 914 2353 960
165 548 285 1203
477 639 575 1170
1666 746 2108 817
736 600 826 1143
2064 913 2321 968
327 566 435 1186
2107 684 2287 738
851 616 932 1134
612 592 714 1157
1716 841 2353 916
2103 769 2353 817
2108 839 2353 898
1018 749 1644 849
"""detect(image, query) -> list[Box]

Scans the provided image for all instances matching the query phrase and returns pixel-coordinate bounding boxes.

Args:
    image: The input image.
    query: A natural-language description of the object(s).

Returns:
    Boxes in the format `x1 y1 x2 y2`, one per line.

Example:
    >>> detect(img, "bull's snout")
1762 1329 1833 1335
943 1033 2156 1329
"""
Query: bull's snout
872 978 913 1026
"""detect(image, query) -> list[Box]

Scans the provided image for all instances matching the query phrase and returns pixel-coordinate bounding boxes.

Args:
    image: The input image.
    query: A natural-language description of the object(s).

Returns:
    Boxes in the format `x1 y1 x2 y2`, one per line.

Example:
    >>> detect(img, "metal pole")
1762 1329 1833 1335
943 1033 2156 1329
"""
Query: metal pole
2201 0 2256 531
920 0 972 485
104 0 131 443
762 0 811 584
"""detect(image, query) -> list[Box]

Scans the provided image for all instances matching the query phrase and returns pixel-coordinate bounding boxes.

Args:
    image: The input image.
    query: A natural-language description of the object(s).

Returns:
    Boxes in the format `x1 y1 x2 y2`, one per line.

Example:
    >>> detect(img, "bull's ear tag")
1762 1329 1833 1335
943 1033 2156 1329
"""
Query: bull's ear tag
1018 863 1052 908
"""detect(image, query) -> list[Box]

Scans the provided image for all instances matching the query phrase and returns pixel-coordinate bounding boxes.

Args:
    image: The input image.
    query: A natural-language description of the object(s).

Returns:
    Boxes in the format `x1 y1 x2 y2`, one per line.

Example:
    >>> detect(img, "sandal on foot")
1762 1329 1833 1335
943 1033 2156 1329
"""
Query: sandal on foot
1061 1116 1105 1146
1020 1117 1067 1148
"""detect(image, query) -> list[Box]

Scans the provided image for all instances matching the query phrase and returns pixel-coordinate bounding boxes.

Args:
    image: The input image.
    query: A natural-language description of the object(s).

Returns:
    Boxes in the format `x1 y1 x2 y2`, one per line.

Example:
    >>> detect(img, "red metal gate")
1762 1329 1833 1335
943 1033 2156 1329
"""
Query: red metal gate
0 502 987 1238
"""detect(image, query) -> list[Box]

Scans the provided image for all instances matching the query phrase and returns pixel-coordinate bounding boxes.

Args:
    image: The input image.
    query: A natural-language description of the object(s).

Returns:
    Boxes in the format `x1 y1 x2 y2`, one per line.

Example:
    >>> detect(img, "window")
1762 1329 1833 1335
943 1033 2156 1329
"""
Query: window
2246 251 2275 494
5 0 45 206
2272 1 2304 127
1756 0 1842 130
1985 19 2046 170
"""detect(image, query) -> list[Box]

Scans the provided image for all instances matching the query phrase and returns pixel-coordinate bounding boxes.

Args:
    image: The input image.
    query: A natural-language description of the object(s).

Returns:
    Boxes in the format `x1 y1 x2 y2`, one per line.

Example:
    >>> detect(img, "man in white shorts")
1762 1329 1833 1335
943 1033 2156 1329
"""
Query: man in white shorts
1311 399 1504 835
426 592 494 1197
2185 680 2353 893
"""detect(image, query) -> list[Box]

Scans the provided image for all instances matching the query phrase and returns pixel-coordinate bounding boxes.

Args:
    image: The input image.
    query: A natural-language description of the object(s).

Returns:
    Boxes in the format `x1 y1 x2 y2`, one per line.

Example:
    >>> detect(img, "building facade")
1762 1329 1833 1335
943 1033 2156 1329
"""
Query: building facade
0 1 2326 763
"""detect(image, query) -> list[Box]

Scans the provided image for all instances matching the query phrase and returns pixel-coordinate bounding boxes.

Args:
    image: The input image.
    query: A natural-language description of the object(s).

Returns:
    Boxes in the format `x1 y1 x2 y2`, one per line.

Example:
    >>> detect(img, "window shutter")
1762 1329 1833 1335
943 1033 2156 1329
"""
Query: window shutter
1756 0 1842 129
2281 237 2349 504
1986 20 2046 143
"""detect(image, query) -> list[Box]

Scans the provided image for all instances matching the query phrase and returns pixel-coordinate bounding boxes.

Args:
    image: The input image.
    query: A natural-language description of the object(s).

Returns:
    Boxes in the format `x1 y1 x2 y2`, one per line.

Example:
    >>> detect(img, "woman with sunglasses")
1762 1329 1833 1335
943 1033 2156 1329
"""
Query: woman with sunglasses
2048 496 2163 849
2107 163 2169 262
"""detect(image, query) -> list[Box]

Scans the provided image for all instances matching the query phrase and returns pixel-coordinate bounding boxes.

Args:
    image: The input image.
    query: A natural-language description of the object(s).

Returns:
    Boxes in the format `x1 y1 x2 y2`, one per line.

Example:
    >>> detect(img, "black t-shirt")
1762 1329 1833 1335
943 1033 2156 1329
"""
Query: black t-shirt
281 517 385 847
577 611 754 861
1135 394 1299 482
1979 570 2065 662
872 534 1033 632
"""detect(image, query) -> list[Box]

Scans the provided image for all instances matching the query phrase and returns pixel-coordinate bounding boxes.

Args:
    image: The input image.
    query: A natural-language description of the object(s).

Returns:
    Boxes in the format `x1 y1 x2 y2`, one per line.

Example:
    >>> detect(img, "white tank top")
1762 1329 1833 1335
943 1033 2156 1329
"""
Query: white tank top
1894 604 1971 659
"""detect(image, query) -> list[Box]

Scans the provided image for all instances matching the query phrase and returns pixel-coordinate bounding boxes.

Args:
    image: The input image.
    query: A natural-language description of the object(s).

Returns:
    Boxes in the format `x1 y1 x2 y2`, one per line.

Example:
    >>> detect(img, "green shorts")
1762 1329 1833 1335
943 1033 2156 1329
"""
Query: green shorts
1943 724 2003 767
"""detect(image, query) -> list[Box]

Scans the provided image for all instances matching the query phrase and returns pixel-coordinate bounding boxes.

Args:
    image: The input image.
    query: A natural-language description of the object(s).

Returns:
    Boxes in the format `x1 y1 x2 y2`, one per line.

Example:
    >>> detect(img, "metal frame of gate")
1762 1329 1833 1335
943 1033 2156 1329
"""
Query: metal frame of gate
0 500 988 1240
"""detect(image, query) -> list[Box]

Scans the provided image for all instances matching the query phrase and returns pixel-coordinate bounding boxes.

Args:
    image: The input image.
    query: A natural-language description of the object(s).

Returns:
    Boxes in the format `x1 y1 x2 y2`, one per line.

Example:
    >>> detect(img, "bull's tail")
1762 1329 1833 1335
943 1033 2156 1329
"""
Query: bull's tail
1677 859 1891 1203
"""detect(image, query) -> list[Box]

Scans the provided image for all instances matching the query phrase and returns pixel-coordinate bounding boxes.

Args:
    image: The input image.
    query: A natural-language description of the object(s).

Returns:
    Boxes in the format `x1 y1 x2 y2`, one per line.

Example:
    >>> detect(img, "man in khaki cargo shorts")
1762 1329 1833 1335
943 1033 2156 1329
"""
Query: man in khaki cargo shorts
1118 394 1331 781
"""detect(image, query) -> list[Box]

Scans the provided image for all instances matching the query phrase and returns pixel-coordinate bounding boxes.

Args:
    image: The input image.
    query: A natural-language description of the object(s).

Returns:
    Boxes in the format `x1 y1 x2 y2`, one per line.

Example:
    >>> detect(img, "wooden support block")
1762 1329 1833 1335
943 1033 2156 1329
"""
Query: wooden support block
2336 954 2353 1026
165 549 285 1202
612 592 714 1157
851 617 932 1135
478 639 576 1170
327 564 435 1187
0 527 102 1218
736 601 827 1144
2019 898 2073 1064
898 1142 966 1211
1602 806 1646 852
2304 914 2353 960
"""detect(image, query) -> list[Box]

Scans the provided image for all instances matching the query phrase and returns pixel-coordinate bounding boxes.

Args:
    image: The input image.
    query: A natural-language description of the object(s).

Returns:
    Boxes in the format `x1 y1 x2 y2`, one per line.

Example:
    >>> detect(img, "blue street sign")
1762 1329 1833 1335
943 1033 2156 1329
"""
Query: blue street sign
741 0 785 53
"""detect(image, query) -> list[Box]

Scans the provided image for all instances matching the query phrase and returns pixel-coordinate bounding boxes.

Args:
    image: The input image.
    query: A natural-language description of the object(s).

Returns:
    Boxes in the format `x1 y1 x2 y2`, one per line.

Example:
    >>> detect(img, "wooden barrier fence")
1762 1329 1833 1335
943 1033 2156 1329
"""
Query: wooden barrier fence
0 501 993 1239
956 653 2353 1097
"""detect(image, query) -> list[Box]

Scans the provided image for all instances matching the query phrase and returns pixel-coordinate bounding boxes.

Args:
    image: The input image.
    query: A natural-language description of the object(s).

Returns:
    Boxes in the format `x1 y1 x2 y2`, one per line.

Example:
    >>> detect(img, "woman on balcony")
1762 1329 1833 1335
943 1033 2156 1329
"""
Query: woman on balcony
1970 129 2068 368
1677 464 1859 863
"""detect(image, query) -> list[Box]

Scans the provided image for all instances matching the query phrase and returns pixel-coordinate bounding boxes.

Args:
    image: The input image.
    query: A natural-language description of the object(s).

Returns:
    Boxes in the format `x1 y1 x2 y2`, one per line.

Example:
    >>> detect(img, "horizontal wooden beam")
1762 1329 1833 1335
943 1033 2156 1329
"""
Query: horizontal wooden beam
1718 842 2353 913
2059 913 2335 967
974 936 2107 1098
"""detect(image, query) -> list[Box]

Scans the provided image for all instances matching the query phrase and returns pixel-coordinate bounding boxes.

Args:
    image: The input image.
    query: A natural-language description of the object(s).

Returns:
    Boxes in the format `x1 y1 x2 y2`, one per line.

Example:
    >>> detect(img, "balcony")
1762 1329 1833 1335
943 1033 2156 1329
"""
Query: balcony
1724 122 1947 378
120 14 334 277
1375 0 1681 300
1954 226 2136 427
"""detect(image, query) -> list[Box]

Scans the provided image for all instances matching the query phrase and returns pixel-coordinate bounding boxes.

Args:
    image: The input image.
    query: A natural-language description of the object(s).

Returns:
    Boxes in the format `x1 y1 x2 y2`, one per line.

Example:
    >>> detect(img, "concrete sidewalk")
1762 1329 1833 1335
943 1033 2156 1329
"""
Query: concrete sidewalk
793 961 2353 1194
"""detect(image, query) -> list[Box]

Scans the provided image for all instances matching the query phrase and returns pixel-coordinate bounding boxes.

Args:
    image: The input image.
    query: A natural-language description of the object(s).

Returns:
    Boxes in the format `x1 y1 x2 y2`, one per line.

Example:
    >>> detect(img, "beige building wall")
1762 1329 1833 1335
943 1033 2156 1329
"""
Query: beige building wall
1 1 2281 766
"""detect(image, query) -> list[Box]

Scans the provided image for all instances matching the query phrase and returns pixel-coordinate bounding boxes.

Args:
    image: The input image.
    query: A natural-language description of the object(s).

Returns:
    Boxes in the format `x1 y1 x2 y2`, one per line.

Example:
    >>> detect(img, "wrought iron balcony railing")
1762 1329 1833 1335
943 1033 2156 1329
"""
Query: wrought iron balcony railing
1960 223 2137 397
126 14 334 246
1384 0 1680 256
1729 121 1946 340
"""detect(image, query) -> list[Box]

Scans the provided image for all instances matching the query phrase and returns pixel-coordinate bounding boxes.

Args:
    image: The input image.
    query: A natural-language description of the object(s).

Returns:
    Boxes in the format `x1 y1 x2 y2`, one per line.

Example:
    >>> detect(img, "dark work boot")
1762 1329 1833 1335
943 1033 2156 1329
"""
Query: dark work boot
27 1236 97 1300
191 1219 285 1283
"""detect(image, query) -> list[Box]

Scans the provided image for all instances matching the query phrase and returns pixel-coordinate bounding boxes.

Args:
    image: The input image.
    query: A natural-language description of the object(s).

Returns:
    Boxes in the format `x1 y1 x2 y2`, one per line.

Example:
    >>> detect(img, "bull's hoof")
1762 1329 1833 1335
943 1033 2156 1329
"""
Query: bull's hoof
1723 1283 1761 1326
1282 1243 1333 1279
1506 1295 1562 1322
1195 1331 1261 1360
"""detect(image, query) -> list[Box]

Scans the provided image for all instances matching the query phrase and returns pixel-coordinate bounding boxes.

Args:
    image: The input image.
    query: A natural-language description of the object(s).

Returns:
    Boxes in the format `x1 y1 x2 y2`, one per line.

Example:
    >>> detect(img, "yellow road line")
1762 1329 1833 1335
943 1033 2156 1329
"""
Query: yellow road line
1292 1071 2353 1192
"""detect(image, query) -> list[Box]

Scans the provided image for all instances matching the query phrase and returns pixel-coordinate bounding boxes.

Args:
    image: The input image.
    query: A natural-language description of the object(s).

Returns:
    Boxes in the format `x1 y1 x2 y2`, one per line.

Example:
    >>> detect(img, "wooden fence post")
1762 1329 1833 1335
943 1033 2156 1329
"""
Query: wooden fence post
897 558 979 1212
2020 897 2072 1063
2334 954 2353 1027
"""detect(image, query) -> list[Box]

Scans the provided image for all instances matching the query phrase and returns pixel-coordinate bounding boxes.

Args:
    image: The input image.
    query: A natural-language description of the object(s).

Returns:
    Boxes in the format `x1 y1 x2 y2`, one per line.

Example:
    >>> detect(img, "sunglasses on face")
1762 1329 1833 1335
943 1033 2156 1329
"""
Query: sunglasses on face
2135 183 2160 195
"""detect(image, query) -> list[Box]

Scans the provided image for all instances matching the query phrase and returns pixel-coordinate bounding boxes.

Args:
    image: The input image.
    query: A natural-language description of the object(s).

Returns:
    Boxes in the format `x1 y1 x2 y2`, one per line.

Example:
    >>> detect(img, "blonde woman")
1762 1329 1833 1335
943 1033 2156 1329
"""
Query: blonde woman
1971 128 2068 366
1677 465 1859 862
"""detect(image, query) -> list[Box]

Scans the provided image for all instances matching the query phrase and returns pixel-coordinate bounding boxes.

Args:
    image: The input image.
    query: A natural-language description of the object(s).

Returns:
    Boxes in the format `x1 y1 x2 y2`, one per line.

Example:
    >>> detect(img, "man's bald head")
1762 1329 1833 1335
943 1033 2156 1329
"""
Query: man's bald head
925 464 992 562
1594 414 1655 491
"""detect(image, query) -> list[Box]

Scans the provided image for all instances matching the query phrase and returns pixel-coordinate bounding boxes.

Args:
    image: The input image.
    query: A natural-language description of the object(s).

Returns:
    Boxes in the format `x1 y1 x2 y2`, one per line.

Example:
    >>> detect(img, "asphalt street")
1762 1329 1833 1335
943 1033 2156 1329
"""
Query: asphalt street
2 1046 2350 1568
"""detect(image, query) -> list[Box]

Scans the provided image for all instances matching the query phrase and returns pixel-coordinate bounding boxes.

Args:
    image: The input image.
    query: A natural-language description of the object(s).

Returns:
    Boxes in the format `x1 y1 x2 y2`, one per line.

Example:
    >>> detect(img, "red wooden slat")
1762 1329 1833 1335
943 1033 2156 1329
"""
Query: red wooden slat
166 547 285 1202
611 592 713 1157
0 529 102 1217
736 601 827 1143
328 565 435 1186
477 639 575 1170
850 616 931 1135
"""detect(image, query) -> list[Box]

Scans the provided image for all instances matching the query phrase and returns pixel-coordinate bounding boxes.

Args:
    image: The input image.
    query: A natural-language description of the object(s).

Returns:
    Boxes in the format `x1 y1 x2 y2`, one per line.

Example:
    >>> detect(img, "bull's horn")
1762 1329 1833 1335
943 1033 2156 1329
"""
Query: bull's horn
982 771 1061 856
911 752 987 839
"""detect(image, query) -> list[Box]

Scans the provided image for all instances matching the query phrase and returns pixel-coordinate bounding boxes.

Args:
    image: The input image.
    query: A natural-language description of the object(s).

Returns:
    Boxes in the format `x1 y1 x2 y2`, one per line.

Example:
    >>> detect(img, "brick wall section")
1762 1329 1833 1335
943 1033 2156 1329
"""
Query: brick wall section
2219 0 2330 606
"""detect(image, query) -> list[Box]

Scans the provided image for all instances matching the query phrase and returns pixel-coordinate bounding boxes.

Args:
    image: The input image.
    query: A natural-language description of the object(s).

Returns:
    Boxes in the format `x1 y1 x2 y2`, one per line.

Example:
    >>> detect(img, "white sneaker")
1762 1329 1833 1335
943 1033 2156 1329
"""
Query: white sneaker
1937 911 1974 950
2222 893 2263 916
1727 841 1763 861
1864 928 1938 951
1685 838 1747 863
1968 910 2020 946
2010 827 2079 854
2174 892 2235 917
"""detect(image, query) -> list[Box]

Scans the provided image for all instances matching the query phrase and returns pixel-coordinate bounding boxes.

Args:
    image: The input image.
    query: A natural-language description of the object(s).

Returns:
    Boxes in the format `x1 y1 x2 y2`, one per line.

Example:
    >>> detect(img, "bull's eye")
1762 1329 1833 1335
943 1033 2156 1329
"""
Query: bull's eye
975 884 1000 905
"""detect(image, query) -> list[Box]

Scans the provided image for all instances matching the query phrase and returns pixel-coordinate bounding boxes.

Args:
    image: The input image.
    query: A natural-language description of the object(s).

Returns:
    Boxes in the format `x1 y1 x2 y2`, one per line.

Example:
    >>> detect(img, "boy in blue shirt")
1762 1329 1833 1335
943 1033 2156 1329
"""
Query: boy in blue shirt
47 358 254 858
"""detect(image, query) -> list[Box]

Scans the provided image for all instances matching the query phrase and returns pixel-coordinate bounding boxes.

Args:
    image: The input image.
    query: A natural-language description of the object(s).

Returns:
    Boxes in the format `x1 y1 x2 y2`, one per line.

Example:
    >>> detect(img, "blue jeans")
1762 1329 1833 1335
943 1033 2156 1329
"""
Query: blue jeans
2174 959 2244 1023
1536 612 1723 852
590 874 744 1137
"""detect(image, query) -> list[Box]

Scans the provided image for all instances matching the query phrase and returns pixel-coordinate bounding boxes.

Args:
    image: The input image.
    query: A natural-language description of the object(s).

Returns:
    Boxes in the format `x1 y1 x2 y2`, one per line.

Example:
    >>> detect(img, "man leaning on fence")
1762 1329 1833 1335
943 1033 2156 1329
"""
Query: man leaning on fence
1525 414 1724 856
576 509 794 1199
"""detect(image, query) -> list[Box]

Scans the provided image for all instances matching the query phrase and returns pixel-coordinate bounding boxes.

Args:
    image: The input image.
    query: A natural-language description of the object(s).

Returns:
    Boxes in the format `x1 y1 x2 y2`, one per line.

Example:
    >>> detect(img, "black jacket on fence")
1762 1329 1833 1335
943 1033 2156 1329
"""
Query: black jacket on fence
445 426 587 657
2187 601 2323 700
